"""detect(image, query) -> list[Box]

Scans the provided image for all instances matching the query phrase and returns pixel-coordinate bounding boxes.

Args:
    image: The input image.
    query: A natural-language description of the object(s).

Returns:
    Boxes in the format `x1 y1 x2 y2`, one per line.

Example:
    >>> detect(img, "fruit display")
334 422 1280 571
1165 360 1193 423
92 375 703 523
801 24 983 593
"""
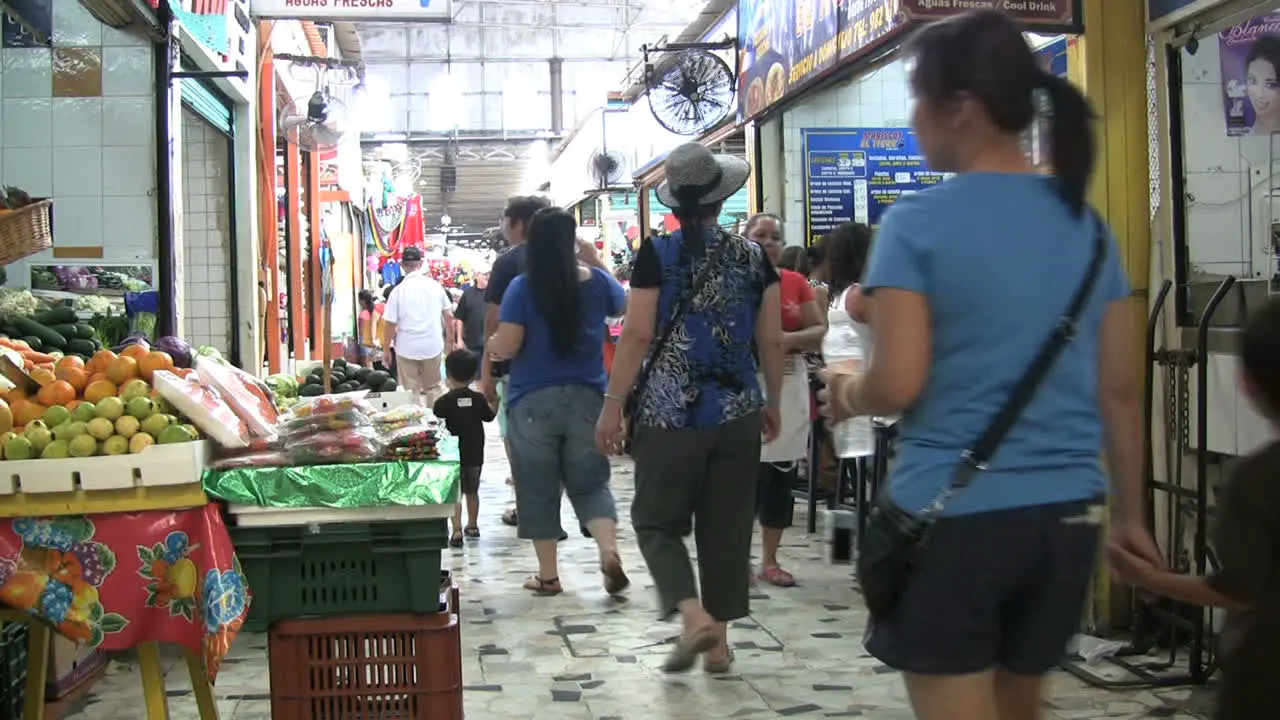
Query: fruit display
298 358 397 397
0 345 202 461
0 306 102 371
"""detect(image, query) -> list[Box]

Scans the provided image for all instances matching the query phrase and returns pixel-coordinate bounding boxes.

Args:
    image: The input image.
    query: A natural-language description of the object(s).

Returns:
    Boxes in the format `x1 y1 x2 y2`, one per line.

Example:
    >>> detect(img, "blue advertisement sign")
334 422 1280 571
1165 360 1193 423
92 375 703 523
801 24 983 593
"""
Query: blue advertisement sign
802 128 947 244
1148 0 1203 24
1035 36 1070 78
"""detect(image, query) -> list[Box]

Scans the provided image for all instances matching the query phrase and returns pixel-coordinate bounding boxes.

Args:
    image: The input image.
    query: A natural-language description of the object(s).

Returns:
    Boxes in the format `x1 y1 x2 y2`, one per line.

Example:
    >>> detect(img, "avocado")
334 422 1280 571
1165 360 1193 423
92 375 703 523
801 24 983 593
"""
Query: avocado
379 378 399 392
366 370 390 386
299 384 324 397
332 358 348 369
354 367 372 382
337 381 358 393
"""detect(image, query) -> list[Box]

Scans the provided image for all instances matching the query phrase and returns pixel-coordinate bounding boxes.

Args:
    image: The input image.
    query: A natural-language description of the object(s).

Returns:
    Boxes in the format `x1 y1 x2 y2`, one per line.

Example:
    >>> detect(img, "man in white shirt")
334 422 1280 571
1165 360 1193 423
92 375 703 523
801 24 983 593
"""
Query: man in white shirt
382 247 454 404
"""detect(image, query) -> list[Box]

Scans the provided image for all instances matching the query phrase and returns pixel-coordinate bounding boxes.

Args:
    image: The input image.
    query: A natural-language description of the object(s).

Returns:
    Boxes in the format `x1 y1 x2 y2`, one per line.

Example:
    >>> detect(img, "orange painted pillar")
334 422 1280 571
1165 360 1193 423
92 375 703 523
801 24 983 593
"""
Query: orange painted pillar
284 140 307 361
306 151 324 357
257 22 283 373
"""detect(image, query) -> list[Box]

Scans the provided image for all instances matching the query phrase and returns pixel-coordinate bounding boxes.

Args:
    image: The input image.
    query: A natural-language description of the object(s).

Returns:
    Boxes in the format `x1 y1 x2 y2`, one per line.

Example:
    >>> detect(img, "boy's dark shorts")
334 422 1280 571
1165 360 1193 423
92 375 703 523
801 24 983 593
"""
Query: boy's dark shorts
460 466 482 495
864 498 1103 676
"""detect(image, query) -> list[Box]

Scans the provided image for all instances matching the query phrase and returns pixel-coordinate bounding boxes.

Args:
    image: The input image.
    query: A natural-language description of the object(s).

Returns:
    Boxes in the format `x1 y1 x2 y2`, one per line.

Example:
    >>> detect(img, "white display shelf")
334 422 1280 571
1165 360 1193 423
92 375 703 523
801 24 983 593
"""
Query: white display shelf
227 502 454 527
0 440 211 495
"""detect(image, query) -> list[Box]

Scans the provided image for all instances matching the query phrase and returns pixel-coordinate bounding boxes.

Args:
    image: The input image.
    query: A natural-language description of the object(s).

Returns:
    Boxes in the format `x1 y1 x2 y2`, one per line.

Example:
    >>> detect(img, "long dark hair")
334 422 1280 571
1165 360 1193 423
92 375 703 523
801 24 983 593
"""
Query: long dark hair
525 207 582 356
906 9 1095 214
672 196 724 254
358 290 376 313
823 222 872 307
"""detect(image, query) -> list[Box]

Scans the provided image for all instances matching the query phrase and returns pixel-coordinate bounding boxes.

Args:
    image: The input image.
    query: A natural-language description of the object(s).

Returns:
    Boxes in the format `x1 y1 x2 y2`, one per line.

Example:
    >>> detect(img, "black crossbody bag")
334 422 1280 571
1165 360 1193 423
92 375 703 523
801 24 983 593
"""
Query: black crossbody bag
624 232 731 444
857 216 1108 618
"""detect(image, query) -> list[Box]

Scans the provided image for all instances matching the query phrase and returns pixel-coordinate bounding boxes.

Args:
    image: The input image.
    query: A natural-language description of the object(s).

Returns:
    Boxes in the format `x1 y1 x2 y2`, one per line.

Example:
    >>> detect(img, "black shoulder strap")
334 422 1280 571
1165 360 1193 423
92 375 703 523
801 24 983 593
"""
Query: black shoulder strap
954 213 1109 489
631 230 732 400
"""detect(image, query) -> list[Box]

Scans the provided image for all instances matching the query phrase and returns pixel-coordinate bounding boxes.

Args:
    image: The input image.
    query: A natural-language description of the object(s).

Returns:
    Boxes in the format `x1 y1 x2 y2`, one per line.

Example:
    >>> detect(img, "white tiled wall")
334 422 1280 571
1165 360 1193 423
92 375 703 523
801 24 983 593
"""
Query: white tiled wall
777 59 913 245
180 108 233 353
1179 41 1273 280
0 3 155 259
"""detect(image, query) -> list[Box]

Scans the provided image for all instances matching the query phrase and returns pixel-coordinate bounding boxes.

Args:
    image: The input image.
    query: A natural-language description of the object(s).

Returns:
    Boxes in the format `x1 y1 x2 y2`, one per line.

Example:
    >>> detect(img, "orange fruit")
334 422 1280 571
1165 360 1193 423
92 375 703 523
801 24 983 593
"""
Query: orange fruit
138 351 173 382
14 401 45 427
36 380 75 408
65 400 81 413
29 368 55 388
87 350 117 375
5 388 26 405
83 380 118 405
55 356 84 372
88 372 107 386
0 399 12 434
105 356 139 386
120 345 149 362
54 366 87 393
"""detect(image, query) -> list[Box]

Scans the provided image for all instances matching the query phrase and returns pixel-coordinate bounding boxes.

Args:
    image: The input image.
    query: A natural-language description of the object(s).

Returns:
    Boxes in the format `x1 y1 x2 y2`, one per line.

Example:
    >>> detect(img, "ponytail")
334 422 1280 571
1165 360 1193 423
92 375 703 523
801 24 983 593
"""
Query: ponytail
1040 72 1096 215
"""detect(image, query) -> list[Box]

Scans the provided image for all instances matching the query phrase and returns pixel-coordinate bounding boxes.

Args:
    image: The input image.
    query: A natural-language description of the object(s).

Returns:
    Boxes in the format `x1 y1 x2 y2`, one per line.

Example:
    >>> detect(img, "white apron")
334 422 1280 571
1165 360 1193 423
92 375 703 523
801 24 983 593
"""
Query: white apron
759 357 811 463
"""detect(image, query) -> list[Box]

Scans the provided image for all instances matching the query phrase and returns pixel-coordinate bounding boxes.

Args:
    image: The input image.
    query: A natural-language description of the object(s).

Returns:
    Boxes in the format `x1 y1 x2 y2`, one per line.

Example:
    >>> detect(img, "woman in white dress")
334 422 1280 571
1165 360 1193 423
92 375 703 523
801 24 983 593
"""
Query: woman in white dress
819 223 875 468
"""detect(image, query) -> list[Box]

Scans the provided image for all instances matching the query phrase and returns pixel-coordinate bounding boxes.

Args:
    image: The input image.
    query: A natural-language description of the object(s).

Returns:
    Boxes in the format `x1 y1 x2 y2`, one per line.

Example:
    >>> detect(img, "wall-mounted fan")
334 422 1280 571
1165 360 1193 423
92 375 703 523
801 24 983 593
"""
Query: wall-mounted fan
645 47 736 136
588 149 627 189
276 55 358 153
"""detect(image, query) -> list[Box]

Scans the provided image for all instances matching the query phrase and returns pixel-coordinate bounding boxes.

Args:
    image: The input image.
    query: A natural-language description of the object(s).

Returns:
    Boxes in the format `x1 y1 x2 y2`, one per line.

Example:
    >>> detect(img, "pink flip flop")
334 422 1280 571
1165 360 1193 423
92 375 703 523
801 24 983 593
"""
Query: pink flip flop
758 566 796 587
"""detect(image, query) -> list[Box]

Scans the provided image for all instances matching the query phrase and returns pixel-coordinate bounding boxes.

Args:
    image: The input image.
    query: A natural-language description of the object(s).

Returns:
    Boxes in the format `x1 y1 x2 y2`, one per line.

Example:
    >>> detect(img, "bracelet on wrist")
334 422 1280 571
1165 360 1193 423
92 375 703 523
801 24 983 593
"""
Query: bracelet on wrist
603 392 626 403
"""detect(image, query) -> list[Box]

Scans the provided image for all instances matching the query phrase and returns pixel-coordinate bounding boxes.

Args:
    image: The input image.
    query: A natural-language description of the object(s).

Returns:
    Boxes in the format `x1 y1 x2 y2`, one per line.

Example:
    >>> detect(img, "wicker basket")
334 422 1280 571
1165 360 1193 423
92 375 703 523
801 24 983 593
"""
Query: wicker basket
0 200 52 266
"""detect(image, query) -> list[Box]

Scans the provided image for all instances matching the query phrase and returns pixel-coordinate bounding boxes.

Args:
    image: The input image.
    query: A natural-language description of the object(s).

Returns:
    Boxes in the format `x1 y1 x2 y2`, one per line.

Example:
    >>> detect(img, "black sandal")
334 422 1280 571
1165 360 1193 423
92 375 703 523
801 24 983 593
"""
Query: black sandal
449 533 464 548
523 576 563 596
464 526 480 539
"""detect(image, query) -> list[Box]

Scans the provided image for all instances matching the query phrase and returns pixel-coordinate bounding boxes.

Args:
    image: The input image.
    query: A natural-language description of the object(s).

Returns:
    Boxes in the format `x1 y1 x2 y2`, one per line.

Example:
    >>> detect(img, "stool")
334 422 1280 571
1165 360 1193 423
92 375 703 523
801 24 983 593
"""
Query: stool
0 611 219 720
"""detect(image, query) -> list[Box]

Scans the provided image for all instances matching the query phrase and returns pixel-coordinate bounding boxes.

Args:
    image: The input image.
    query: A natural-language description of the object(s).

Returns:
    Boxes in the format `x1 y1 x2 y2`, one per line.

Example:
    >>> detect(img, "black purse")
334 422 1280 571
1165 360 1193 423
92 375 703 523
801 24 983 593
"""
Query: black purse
624 232 731 444
856 215 1109 618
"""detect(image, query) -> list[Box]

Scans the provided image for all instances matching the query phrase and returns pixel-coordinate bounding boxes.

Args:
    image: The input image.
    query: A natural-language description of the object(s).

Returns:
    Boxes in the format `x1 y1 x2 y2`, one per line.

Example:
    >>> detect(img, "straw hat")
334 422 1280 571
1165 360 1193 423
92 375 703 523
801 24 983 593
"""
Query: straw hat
655 142 751 209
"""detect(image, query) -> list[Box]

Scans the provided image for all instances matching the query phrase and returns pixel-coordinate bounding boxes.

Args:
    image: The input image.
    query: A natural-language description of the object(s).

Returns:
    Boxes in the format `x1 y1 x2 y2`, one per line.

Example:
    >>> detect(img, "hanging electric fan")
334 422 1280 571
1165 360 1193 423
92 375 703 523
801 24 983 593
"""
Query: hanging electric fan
646 48 736 136
279 61 354 152
588 149 628 189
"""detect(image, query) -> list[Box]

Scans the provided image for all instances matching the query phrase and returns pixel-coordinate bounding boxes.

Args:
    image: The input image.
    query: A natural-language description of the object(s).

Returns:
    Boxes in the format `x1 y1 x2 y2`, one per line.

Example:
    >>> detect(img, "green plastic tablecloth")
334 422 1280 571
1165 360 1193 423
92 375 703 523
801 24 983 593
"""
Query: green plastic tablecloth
201 436 460 508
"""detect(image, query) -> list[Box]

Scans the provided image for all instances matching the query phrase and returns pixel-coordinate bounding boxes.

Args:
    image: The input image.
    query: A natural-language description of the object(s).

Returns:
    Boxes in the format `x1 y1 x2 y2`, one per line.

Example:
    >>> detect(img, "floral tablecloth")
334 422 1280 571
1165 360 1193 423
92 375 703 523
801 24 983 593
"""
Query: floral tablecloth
0 504 249 679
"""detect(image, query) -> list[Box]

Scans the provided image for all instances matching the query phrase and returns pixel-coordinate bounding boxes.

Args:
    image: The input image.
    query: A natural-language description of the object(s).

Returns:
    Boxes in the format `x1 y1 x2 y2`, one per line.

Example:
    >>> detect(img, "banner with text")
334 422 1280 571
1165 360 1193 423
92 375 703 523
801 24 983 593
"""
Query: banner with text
738 0 1081 120
249 0 453 20
802 128 947 244
1219 12 1280 137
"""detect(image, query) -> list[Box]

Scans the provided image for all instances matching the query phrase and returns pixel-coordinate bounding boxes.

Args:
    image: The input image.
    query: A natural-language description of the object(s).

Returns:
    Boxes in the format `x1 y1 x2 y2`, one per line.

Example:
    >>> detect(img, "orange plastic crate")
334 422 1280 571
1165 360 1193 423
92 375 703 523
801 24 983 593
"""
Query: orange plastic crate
268 575 462 720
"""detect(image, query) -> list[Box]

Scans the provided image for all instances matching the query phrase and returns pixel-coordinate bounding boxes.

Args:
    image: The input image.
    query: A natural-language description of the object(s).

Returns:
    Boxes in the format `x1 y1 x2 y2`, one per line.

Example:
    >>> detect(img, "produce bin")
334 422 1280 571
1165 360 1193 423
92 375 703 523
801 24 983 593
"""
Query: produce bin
268 572 462 720
0 622 26 720
232 519 448 631
0 440 210 496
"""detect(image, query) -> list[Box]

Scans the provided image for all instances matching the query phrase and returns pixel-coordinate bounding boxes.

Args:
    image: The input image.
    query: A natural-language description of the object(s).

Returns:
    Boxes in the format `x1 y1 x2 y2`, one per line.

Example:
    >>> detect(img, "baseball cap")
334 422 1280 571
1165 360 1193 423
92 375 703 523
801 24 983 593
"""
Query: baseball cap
402 247 423 262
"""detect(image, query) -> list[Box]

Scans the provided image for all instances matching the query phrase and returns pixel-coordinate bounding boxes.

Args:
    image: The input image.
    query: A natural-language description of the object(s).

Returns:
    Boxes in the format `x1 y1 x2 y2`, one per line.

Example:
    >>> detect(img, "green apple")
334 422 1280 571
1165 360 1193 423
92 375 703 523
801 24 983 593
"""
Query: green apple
101 435 129 456
114 415 141 438
125 397 153 420
157 425 197 444
2 434 30 460
24 421 52 453
95 397 125 421
42 406 70 428
71 402 96 423
40 439 70 459
129 433 155 454
140 414 171 437
86 418 115 442
68 434 97 458
119 379 150 403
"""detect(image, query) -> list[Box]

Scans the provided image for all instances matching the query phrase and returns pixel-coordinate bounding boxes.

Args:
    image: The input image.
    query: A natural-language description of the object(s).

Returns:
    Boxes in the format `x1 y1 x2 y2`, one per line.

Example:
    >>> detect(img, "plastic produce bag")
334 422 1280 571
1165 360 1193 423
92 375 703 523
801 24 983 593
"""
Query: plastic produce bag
285 392 374 420
371 405 433 426
209 450 290 470
195 356 279 437
152 370 249 448
288 426 384 465
275 409 371 436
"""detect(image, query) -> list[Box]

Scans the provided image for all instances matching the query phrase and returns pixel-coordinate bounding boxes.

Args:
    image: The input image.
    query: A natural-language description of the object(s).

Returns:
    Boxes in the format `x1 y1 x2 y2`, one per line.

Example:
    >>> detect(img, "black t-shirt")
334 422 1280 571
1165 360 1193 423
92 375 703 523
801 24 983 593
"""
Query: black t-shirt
485 244 528 307
432 388 496 468
455 287 487 350
1205 440 1280 720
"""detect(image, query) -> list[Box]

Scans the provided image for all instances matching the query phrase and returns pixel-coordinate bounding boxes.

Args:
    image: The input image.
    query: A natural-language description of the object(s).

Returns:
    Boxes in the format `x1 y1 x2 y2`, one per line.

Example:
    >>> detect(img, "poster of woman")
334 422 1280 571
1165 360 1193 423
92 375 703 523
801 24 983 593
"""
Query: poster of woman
1220 13 1280 136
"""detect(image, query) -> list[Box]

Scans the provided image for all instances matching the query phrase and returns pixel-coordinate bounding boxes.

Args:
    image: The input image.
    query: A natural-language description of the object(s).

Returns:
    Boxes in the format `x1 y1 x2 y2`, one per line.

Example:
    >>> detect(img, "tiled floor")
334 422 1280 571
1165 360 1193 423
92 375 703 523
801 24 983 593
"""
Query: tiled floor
63 435 1218 719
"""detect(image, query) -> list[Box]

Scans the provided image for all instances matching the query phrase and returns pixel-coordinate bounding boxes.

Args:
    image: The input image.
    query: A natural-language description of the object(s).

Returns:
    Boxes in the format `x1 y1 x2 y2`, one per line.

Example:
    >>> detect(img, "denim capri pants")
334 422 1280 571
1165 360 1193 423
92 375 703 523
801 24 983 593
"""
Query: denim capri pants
507 384 618 540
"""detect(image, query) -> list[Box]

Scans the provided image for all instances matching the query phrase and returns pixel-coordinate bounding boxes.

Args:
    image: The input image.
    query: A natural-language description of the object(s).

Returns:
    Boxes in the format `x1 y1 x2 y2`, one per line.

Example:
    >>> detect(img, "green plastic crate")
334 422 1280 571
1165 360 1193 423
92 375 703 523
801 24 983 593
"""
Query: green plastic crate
232 519 448 631
0 622 26 720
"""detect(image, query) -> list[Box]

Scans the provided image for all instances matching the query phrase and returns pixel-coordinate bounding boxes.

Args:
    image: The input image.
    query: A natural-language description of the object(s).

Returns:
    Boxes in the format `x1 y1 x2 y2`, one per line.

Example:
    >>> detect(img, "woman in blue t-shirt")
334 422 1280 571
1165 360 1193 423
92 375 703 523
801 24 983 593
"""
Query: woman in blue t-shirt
820 10 1163 720
487 207 630 598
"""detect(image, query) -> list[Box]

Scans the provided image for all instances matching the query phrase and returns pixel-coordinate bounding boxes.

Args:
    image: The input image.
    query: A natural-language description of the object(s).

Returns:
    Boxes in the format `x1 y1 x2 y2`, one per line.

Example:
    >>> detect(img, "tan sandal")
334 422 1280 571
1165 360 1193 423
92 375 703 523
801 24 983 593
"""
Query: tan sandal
601 553 630 596
703 648 735 674
662 627 718 673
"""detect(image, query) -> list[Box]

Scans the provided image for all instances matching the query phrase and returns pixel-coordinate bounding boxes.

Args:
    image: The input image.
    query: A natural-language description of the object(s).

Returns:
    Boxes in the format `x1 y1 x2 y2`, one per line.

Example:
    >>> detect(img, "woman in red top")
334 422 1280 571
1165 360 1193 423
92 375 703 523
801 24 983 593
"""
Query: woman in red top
746 214 826 586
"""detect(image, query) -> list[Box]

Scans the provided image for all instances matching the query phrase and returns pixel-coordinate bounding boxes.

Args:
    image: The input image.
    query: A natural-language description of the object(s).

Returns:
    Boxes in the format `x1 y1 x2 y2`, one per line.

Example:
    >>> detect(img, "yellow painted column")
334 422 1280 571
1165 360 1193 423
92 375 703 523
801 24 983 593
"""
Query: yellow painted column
1070 0 1153 631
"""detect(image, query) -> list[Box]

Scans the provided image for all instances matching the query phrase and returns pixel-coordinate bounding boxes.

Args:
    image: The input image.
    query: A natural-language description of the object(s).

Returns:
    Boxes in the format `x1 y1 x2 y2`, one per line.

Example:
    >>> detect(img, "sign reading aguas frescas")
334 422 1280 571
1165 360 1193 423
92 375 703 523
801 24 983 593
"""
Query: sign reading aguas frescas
249 0 452 20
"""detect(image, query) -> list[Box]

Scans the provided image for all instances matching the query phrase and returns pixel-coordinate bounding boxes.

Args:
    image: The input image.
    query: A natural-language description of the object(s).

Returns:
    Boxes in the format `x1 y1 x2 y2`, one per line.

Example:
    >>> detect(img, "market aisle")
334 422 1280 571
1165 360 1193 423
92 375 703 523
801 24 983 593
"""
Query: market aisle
64 430 1215 719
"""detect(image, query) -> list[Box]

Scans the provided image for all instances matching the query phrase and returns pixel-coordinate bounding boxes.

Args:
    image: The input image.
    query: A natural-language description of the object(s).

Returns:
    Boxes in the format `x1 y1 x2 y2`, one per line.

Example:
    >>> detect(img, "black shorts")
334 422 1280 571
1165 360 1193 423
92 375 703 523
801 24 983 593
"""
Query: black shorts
459 466 482 495
864 498 1102 676
756 463 796 529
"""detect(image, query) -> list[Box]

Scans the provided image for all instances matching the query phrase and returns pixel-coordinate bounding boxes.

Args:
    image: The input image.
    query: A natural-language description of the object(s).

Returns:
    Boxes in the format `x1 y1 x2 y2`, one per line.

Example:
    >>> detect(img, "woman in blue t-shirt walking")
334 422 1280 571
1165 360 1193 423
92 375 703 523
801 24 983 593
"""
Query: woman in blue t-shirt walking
821 10 1163 720
487 207 630 598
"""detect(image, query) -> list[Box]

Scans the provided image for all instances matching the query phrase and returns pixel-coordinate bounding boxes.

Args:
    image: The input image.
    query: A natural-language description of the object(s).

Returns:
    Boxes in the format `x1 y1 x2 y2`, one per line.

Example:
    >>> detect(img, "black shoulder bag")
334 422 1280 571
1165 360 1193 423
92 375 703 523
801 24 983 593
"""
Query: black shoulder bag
857 216 1108 618
624 232 732 443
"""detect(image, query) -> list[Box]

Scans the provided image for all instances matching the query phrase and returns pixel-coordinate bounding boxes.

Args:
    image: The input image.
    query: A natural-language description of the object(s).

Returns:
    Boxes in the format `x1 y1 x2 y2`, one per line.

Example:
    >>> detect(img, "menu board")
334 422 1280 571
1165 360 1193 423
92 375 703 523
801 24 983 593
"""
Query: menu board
802 128 948 244
737 0 1082 120
739 0 902 120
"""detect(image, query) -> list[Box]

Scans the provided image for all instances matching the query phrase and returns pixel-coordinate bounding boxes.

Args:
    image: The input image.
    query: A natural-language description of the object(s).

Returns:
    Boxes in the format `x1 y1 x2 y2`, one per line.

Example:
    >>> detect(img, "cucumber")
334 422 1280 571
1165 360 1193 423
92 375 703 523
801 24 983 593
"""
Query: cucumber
65 339 95 357
50 324 78 341
34 306 77 326
13 317 66 350
20 336 42 351
73 324 94 340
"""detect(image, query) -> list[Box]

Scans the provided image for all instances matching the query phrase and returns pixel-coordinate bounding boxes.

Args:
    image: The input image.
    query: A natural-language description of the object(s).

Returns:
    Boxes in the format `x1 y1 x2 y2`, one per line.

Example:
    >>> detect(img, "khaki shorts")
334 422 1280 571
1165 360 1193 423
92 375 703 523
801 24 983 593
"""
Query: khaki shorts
397 354 443 403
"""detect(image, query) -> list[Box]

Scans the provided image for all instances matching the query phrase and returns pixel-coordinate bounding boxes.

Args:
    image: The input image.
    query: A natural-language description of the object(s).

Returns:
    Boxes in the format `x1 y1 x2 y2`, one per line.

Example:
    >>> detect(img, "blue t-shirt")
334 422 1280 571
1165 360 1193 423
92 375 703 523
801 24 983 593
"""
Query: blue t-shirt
864 173 1129 517
628 229 779 429
499 266 626 407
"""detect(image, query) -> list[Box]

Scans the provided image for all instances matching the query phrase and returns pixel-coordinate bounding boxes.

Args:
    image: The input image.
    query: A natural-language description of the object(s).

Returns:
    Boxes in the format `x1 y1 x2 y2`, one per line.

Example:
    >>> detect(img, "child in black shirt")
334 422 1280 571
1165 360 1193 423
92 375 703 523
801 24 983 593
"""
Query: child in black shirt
1110 298 1280 720
433 350 496 548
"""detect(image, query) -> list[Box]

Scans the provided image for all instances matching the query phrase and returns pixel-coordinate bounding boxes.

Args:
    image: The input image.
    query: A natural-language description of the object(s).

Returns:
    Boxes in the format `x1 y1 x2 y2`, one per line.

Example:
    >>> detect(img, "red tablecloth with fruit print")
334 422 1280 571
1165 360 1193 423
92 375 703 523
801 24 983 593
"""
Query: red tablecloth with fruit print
0 505 248 680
